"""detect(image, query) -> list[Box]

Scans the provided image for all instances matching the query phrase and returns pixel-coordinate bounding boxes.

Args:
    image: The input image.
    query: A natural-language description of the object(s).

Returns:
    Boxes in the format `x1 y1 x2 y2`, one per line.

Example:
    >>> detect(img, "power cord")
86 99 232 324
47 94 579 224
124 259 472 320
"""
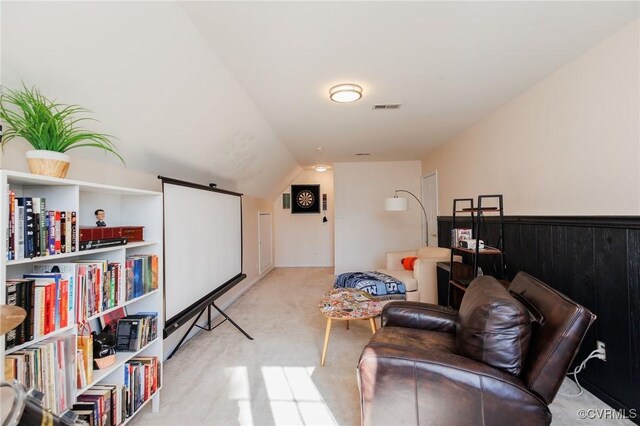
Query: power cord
558 348 606 397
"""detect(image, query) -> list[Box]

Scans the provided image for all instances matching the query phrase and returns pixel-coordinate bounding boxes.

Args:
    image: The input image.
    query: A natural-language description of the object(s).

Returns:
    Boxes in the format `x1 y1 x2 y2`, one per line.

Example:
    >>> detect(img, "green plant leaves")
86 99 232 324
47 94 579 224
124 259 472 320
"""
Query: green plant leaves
0 84 124 164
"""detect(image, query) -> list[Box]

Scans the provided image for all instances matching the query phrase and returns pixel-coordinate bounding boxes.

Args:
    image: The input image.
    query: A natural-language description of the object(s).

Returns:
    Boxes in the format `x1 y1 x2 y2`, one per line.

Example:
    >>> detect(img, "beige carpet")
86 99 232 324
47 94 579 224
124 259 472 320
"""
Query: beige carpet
131 267 632 426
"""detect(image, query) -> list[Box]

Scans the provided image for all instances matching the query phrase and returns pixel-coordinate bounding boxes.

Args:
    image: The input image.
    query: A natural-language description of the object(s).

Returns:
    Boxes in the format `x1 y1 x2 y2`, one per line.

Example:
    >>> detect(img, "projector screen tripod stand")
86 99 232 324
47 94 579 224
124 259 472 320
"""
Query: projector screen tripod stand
167 302 253 359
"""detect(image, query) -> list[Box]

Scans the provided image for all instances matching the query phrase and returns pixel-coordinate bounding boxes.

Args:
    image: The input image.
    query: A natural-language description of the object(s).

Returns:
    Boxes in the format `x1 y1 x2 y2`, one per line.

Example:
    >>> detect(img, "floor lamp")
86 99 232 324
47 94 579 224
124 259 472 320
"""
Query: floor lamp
385 190 429 247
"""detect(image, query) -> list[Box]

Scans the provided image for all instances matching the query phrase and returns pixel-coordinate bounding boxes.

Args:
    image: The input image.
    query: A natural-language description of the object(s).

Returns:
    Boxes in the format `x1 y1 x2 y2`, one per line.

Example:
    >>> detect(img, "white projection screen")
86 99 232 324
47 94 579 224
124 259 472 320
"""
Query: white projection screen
161 177 244 337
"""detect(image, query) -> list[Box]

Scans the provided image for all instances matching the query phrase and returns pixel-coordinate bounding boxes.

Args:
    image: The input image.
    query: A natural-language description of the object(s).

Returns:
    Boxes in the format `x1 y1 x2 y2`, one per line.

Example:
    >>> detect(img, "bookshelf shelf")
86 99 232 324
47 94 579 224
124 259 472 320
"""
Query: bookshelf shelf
84 289 160 323
1 169 164 422
4 324 76 355
452 246 502 255
5 241 160 266
78 338 160 394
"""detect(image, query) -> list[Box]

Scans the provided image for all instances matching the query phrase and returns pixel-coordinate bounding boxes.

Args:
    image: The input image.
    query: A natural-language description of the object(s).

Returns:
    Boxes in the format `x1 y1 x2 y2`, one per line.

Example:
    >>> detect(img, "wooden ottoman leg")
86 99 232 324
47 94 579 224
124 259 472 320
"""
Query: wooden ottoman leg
346 320 349 330
321 318 332 366
369 318 377 334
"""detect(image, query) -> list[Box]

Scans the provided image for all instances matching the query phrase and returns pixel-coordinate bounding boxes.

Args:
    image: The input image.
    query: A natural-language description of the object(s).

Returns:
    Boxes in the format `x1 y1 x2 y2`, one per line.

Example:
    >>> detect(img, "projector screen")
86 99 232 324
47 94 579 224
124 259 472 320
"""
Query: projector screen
160 177 244 337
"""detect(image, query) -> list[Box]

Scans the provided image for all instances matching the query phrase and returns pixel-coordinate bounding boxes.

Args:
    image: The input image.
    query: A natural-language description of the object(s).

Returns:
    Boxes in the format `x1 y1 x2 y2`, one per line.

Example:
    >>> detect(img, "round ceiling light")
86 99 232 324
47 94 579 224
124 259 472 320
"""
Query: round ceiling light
314 165 329 172
329 84 363 103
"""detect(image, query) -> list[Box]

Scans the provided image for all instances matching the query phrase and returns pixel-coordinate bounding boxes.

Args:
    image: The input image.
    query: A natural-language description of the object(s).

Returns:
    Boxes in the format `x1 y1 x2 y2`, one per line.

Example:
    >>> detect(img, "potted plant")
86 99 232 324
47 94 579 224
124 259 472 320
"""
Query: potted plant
0 84 123 178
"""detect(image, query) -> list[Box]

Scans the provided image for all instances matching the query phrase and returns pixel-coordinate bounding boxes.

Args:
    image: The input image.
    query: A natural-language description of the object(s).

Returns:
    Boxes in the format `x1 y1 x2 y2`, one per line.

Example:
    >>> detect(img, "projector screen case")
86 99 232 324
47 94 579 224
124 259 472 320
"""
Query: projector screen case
158 176 245 338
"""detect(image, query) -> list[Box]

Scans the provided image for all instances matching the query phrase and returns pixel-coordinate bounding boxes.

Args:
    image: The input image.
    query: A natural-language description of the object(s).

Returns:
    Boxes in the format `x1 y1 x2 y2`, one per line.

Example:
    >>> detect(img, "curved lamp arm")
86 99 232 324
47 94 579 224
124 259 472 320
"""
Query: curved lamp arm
394 190 429 247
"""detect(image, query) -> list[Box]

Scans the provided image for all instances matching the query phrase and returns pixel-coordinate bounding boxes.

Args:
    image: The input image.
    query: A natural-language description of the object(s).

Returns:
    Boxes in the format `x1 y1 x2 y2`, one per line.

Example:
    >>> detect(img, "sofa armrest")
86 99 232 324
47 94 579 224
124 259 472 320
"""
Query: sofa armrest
358 343 550 426
382 301 458 333
385 250 417 270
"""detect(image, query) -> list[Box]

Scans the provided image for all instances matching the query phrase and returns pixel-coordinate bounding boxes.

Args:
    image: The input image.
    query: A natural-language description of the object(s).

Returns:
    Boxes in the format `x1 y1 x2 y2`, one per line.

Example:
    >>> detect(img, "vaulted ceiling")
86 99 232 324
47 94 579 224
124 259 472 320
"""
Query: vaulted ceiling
1 1 637 199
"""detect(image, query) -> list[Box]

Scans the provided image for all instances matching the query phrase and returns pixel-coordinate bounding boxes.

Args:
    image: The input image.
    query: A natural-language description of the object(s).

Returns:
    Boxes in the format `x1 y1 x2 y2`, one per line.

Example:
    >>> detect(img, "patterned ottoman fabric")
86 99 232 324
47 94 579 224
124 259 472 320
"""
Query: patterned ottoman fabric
334 271 407 301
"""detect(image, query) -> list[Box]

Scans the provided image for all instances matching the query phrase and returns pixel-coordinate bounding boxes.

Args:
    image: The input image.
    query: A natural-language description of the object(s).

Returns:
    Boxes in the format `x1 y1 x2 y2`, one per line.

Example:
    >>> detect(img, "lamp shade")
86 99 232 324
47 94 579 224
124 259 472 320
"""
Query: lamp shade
385 197 408 211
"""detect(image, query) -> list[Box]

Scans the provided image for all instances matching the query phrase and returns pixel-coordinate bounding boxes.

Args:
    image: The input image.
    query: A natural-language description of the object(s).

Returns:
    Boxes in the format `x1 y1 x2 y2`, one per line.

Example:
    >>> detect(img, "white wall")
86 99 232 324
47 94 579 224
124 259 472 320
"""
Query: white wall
274 170 334 267
0 1 300 199
333 161 423 274
0 1 285 359
422 20 640 216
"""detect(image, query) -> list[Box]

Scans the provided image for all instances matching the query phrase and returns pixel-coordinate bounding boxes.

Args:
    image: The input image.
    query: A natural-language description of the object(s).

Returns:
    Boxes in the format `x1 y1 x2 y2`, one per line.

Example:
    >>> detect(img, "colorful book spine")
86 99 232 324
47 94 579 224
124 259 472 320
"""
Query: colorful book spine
60 211 66 254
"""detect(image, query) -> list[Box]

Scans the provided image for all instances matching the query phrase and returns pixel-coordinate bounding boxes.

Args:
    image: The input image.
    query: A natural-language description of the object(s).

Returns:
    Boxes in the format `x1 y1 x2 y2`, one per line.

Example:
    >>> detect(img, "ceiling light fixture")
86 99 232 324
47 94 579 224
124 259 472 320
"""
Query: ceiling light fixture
329 84 363 103
314 165 328 173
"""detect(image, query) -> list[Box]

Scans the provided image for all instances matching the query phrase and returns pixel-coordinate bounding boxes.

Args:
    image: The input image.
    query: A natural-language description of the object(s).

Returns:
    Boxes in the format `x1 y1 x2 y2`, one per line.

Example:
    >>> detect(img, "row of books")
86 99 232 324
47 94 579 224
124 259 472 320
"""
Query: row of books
71 357 160 426
73 383 126 426
5 255 158 348
125 255 159 300
115 313 159 352
5 273 73 349
6 192 77 260
124 357 161 419
3 336 73 414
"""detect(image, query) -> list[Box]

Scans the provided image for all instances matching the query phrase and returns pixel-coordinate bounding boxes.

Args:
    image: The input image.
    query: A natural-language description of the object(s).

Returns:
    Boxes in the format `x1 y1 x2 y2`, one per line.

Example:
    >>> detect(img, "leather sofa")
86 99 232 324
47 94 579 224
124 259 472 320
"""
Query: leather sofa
357 272 596 426
377 246 452 304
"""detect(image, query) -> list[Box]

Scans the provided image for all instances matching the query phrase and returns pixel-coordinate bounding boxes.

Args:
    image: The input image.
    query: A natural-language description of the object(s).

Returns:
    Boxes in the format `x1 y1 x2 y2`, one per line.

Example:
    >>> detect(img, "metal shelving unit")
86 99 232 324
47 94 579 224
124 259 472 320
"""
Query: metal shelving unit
448 194 505 306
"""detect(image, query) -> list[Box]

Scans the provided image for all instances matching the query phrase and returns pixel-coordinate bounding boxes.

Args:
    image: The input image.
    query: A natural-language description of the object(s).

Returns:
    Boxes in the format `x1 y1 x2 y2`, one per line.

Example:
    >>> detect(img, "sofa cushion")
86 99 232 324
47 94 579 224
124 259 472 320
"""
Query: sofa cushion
401 256 418 270
456 276 532 376
378 269 417 292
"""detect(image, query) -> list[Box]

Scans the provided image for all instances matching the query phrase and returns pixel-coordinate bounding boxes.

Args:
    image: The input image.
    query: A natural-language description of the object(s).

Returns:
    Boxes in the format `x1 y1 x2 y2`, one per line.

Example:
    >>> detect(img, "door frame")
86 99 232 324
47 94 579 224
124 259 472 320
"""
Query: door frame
421 171 438 247
258 211 273 274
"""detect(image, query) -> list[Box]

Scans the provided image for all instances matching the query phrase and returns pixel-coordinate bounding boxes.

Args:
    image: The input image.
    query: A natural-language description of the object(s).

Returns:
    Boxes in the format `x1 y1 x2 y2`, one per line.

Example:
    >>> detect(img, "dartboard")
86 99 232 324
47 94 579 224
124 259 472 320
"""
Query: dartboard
291 184 321 214
297 190 315 208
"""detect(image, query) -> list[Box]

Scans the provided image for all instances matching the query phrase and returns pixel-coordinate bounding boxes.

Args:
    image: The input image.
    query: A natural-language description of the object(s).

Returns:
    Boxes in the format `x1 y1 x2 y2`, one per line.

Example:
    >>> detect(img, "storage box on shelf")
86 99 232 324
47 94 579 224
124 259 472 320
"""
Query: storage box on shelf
1 170 163 422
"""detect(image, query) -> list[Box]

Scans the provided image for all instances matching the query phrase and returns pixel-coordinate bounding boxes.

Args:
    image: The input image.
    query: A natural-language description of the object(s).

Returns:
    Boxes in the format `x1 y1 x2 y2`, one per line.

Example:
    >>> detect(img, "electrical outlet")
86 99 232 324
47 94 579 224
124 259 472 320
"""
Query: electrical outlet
597 340 607 361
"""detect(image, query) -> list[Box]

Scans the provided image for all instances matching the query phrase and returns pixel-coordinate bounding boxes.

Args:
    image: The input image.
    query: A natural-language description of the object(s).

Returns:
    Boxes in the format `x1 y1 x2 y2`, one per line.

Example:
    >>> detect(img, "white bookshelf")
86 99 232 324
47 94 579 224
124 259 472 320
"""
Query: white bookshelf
0 169 163 419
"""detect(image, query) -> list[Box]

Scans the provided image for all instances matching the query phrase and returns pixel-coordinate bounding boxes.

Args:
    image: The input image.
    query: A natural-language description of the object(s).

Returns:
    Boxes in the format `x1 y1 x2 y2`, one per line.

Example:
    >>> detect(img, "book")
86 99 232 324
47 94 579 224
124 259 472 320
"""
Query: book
23 197 36 258
32 263 77 328
8 190 15 260
80 237 128 251
70 211 77 252
116 318 141 352
54 211 62 254
5 280 19 349
24 273 62 331
65 211 72 253
60 211 66 254
77 334 94 385
16 197 24 260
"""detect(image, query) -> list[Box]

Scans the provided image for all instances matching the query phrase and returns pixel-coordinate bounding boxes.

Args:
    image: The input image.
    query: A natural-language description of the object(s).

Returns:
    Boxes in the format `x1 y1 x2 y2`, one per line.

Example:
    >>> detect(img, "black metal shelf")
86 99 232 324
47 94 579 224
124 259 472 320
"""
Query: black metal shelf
448 195 505 307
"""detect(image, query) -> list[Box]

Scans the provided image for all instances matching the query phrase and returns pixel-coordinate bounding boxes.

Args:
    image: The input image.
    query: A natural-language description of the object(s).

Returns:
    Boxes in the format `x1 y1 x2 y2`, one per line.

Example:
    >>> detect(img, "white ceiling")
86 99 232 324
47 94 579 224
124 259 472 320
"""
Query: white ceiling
181 1 639 169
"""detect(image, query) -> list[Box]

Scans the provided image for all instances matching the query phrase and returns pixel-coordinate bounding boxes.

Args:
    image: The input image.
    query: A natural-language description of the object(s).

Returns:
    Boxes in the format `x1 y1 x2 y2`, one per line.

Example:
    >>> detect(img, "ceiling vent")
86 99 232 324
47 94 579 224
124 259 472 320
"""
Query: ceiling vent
372 104 401 110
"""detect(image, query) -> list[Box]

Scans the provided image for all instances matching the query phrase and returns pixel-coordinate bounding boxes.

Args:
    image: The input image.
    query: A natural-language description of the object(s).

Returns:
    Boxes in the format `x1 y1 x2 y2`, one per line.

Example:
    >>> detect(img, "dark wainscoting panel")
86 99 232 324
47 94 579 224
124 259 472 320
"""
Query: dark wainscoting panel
438 216 640 419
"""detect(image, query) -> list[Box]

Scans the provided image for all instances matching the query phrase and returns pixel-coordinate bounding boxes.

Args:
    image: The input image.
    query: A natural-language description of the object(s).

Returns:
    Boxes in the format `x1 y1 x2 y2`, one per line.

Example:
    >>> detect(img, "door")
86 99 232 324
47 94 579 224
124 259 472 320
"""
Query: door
422 172 438 247
258 212 273 274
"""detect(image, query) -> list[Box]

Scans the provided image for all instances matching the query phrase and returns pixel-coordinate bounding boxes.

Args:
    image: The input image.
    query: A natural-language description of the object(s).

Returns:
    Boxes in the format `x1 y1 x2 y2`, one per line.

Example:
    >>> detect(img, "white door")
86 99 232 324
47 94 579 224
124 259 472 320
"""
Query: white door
422 172 438 247
258 212 273 274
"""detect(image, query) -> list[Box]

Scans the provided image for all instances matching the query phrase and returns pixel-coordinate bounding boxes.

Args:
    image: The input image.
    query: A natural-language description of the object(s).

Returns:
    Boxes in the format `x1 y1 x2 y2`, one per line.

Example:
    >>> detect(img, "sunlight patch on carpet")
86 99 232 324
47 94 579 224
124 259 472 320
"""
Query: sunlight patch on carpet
262 366 337 425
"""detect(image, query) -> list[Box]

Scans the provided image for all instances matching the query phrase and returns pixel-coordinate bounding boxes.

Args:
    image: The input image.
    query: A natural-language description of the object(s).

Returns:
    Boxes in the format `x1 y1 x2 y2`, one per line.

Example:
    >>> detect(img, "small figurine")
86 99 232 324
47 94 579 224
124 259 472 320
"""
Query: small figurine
95 209 106 227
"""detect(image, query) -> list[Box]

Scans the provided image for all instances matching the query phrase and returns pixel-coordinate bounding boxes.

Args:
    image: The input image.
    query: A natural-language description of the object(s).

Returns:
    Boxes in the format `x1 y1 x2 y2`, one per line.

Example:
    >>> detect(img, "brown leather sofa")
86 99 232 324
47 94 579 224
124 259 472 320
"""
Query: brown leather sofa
357 271 596 426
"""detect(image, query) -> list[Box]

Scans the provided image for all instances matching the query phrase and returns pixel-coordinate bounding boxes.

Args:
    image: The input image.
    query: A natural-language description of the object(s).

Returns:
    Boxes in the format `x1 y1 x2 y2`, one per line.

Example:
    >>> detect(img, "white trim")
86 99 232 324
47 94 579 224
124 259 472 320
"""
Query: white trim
258 211 274 274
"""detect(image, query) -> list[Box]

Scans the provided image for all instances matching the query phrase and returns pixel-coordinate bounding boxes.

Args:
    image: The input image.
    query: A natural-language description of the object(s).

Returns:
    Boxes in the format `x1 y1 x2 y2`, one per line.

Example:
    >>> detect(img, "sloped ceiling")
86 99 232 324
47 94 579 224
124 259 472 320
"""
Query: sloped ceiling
180 1 638 168
1 1 301 199
2 1 638 198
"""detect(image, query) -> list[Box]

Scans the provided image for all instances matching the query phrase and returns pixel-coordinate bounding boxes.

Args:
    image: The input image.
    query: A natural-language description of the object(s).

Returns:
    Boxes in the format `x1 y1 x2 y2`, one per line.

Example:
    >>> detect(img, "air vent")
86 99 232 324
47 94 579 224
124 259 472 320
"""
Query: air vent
355 153 371 156
372 104 401 110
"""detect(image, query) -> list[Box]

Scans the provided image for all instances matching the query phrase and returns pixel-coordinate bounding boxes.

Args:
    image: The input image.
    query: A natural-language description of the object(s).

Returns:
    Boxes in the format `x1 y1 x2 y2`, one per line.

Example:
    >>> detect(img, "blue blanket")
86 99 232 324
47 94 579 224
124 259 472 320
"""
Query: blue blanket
334 271 406 301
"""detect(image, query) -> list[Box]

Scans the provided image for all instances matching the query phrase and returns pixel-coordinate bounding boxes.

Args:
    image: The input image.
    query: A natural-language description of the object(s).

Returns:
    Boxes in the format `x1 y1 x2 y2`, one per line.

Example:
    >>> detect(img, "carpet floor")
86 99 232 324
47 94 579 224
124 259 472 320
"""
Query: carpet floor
131 267 633 426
